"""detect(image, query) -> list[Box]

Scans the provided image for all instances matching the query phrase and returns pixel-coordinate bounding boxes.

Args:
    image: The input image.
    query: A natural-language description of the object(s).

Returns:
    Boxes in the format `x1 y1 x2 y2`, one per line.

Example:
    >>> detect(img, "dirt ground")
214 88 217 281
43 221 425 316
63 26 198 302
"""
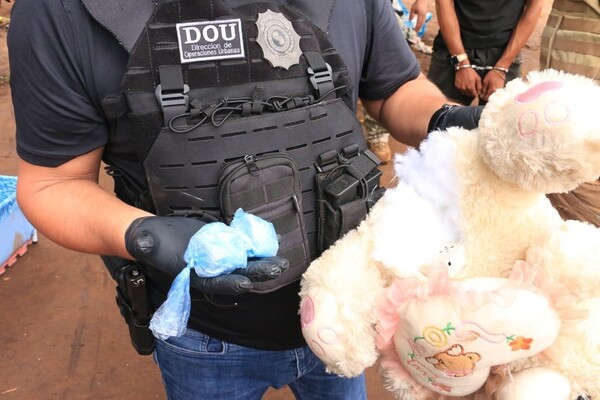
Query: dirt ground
0 1 551 399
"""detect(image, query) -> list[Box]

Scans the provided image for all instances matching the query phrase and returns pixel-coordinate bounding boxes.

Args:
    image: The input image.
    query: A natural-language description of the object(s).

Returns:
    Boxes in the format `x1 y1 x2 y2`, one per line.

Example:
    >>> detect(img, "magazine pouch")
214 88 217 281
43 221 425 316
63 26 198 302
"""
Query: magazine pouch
219 153 310 292
315 146 385 253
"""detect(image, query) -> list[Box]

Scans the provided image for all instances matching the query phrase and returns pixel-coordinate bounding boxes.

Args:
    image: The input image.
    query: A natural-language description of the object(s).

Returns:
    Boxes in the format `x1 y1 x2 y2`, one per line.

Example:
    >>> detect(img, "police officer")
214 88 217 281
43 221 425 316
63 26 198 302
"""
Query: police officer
540 0 600 227
9 0 481 398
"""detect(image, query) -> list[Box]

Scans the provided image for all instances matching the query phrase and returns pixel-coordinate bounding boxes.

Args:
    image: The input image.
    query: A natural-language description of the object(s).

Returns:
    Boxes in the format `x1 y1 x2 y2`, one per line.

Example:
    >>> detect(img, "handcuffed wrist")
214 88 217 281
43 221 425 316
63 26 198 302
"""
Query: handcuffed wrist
450 53 469 70
455 64 474 71
491 68 507 79
454 65 510 74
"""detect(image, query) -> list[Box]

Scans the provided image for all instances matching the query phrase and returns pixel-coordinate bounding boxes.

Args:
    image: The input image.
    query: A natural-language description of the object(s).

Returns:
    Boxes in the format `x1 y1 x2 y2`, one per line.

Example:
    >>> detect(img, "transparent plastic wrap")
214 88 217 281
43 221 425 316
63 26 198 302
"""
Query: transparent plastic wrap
230 208 278 258
149 209 278 340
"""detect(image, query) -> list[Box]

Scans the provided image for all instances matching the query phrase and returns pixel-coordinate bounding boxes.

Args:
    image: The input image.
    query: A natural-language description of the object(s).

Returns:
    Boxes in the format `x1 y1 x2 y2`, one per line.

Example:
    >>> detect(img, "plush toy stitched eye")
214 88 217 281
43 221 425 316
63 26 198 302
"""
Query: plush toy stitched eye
544 101 569 126
517 110 538 137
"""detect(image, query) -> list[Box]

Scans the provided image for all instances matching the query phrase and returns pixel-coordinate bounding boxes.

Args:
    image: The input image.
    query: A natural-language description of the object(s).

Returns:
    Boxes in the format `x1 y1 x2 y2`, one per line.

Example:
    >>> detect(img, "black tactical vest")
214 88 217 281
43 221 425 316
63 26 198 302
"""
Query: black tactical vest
87 0 370 285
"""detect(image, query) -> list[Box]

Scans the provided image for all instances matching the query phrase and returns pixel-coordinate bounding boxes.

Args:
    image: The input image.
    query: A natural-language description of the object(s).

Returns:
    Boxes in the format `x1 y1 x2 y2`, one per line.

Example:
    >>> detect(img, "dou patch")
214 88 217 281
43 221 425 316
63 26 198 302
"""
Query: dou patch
176 19 245 63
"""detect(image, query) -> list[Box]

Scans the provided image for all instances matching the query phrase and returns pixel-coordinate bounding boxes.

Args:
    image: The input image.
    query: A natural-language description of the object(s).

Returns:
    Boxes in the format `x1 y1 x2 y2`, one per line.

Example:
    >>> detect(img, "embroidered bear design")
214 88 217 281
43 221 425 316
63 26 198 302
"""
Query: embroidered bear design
425 344 481 378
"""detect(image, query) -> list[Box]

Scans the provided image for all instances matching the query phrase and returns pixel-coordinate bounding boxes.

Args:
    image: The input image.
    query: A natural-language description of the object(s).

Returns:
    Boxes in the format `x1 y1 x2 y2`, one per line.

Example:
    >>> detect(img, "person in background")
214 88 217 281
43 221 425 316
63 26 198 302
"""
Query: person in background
540 0 600 227
407 0 429 33
8 0 482 398
427 0 544 106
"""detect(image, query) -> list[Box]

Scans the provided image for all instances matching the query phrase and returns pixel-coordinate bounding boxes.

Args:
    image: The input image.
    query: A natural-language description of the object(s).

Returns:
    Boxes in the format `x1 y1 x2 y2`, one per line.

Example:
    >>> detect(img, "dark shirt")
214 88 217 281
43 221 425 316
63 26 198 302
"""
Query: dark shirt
9 0 420 350
433 0 526 51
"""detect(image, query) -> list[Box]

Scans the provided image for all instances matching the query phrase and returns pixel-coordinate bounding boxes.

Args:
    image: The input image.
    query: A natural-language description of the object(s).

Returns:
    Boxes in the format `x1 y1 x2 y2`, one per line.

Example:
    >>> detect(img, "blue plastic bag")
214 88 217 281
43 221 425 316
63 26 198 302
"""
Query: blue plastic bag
394 0 432 38
230 208 279 258
184 222 249 277
149 210 279 340
149 268 191 340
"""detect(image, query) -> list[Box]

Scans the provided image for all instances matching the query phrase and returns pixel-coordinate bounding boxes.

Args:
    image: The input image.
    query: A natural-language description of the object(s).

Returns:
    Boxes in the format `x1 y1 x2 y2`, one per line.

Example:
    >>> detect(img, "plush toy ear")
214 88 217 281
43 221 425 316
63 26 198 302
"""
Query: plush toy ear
477 70 600 194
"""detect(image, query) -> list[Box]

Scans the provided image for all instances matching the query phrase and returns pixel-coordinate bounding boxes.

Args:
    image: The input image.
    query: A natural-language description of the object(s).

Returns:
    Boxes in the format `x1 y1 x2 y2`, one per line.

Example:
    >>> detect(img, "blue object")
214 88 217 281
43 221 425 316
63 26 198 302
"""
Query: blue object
0 175 37 269
149 268 191 340
184 222 249 278
394 0 432 38
149 209 279 340
230 208 279 258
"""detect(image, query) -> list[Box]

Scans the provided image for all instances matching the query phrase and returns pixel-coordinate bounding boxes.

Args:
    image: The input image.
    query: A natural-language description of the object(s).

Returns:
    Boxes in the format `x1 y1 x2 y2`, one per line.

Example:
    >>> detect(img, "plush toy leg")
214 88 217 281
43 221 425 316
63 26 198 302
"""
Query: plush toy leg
299 227 385 377
494 367 571 400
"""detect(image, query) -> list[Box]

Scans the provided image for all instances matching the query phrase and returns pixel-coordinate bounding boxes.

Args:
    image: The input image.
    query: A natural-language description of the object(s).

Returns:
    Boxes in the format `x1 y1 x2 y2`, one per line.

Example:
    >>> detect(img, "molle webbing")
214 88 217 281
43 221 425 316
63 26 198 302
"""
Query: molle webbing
122 1 354 161
144 98 366 259
119 0 366 261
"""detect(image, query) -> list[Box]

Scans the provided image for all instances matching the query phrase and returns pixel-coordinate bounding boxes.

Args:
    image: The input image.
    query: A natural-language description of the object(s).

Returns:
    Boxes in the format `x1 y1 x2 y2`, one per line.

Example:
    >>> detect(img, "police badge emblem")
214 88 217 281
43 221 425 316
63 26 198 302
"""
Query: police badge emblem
255 9 302 69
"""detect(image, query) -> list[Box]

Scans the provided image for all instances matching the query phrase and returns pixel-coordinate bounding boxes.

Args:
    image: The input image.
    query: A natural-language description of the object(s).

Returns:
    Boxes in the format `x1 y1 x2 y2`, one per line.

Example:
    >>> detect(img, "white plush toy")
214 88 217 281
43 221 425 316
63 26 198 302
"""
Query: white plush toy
299 69 600 400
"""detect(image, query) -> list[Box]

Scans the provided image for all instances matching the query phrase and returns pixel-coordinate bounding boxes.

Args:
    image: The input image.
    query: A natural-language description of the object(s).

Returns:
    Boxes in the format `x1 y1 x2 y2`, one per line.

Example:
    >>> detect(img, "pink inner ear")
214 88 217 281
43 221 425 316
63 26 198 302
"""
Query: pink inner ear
515 81 564 104
300 297 314 327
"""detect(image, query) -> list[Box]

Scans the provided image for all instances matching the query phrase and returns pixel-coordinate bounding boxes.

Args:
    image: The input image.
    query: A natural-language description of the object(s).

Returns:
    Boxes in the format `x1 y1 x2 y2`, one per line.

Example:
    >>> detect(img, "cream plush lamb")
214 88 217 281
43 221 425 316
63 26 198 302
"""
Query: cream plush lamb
299 69 600 400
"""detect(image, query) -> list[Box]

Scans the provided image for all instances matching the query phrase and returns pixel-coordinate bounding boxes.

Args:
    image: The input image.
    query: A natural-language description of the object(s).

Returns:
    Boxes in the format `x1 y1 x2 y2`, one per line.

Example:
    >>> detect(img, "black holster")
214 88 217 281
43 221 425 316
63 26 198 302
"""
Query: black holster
112 262 155 355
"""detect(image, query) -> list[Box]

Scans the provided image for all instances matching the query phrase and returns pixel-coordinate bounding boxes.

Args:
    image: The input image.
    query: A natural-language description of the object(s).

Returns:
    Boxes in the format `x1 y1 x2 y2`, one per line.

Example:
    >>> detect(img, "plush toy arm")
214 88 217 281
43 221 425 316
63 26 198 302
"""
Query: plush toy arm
526 222 600 400
526 220 600 298
494 367 573 400
299 226 386 376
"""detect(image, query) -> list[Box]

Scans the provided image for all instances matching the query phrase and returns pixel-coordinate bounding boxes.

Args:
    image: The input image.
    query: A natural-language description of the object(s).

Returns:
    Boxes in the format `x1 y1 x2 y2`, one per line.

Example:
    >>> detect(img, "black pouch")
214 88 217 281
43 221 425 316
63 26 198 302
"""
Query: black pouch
219 153 310 293
315 147 385 253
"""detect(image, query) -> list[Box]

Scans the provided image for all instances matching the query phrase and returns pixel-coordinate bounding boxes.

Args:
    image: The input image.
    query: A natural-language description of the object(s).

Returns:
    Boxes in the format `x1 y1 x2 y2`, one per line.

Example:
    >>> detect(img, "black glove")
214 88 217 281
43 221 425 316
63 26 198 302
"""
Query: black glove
427 104 484 133
190 256 289 295
125 216 289 295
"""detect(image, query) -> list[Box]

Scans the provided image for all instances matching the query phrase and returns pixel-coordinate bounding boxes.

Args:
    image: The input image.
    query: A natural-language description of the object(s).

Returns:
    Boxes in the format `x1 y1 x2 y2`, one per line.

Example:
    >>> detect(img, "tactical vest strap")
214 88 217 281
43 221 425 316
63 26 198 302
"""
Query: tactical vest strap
305 51 336 101
81 0 157 53
292 0 335 34
156 65 190 127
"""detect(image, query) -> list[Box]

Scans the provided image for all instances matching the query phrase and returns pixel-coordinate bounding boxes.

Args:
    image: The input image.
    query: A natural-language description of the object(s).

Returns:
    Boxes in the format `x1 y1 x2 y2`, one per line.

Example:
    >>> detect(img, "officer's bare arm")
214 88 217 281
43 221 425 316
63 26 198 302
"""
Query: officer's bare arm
362 73 452 147
16 147 151 259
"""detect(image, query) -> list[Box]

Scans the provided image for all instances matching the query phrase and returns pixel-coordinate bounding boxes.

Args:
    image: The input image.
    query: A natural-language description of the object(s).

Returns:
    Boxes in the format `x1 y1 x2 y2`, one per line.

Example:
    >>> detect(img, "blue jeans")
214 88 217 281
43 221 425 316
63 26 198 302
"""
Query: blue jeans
154 328 366 400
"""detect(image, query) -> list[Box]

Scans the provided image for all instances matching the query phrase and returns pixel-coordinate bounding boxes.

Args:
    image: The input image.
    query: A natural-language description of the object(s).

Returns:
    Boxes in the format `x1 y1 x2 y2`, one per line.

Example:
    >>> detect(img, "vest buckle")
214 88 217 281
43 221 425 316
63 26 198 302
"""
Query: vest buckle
155 83 190 127
307 63 333 99
155 84 190 109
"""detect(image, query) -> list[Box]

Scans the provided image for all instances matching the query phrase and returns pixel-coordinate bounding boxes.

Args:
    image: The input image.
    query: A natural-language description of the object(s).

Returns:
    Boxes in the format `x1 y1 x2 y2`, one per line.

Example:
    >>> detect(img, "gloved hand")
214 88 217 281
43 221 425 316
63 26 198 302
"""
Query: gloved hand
190 256 289 295
427 104 484 133
125 216 289 295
